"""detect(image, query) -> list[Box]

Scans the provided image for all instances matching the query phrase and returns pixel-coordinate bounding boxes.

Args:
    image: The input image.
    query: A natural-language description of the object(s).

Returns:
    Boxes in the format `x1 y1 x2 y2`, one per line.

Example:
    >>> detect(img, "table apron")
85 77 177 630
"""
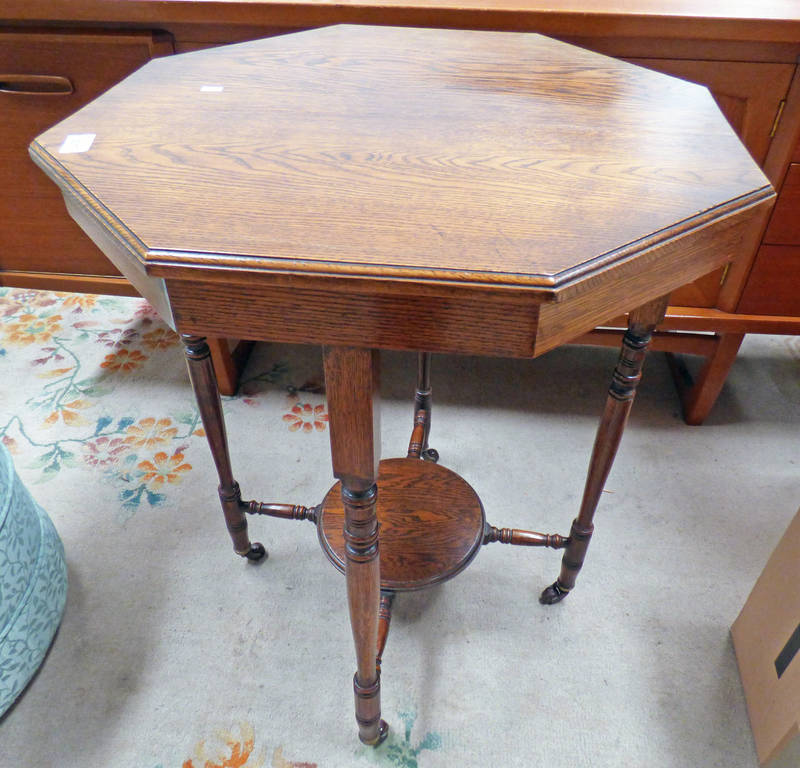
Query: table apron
165 279 543 357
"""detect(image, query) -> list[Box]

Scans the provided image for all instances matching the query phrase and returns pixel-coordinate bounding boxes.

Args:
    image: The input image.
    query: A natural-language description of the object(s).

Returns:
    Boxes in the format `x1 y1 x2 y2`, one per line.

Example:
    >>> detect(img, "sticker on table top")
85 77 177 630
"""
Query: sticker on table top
200 85 224 92
58 133 96 154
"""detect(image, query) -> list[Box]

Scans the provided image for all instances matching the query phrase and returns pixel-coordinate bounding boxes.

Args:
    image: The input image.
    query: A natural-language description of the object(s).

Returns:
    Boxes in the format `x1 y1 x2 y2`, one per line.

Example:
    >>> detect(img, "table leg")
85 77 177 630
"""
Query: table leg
407 352 438 462
181 334 266 562
323 346 388 746
540 295 669 604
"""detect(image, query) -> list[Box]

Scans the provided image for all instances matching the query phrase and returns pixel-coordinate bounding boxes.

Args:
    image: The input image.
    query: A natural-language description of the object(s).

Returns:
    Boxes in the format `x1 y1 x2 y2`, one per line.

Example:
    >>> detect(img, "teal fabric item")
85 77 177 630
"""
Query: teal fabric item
0 442 67 715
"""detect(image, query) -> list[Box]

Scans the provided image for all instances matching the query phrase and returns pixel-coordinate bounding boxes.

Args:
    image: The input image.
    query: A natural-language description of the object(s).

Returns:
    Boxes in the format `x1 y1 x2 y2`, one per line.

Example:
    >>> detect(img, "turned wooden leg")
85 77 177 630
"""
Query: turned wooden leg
376 590 395 673
540 295 669 605
323 346 388 746
181 334 266 562
407 352 438 462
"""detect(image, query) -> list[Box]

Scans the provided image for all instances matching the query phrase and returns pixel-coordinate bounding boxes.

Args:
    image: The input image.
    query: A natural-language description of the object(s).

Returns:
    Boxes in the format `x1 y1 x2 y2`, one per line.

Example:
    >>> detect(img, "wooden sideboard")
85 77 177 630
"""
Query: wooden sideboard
2 1 800 421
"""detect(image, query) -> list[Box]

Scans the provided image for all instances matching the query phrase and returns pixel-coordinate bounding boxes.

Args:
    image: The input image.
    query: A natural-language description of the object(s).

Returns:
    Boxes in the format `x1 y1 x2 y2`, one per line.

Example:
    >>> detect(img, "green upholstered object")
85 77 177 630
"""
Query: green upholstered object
0 442 67 715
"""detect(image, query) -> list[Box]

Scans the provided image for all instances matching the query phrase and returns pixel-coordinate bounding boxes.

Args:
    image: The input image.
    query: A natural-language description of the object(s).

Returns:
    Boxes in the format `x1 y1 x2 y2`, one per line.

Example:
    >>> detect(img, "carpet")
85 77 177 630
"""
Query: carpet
0 286 798 768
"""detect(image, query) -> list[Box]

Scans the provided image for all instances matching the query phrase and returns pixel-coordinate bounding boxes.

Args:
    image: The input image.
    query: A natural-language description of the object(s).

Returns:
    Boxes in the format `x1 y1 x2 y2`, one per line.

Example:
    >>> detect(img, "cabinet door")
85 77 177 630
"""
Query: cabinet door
0 30 172 278
627 59 794 308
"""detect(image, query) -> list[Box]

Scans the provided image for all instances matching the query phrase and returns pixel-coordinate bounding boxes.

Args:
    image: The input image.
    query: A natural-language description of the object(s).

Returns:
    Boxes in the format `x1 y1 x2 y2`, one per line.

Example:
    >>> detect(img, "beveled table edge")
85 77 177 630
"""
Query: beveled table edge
28 140 775 299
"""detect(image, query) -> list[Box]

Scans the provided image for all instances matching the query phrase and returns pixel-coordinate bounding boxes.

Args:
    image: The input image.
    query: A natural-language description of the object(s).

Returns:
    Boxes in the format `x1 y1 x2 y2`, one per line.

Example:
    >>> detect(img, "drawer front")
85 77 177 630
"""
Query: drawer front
764 163 800 245
738 244 800 316
0 30 172 276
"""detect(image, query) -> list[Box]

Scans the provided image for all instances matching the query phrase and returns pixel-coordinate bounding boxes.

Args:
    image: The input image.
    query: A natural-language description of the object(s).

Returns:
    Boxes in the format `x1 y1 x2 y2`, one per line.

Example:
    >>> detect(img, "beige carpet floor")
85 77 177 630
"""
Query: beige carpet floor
0 287 798 768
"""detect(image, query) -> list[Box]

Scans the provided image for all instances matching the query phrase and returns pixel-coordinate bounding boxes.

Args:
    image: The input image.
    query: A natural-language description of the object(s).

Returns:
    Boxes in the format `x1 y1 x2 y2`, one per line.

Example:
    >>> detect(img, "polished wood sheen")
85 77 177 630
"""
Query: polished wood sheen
29 26 770 307
28 25 775 747
319 458 485 591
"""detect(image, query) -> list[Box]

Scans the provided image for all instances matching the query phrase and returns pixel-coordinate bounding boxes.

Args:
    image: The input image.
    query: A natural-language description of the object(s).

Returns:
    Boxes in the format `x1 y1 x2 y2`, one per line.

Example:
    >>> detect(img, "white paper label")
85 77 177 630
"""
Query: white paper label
58 133 96 154
200 85 224 93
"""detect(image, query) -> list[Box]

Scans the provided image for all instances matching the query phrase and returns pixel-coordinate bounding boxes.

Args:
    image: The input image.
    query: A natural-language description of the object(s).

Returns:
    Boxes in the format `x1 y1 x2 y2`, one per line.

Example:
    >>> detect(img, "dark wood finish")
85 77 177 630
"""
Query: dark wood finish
412 353 435 460
181 334 266 561
484 526 568 548
319 458 486 591
738 245 800 316
28 26 773 745
247 501 317 523
406 410 427 460
407 352 438 461
541 295 669 604
376 591 394 674
764 164 800 244
322 346 386 746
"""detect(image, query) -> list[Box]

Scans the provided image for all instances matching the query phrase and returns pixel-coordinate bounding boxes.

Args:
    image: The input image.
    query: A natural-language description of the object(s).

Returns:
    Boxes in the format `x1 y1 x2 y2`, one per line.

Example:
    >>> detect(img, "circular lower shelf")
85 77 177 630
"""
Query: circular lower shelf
318 457 485 591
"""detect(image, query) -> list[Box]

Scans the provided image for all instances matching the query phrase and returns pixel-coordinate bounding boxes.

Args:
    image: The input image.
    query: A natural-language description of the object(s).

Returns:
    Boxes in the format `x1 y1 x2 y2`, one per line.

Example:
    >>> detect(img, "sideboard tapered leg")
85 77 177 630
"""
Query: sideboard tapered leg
323 346 388 746
540 296 669 604
181 334 266 562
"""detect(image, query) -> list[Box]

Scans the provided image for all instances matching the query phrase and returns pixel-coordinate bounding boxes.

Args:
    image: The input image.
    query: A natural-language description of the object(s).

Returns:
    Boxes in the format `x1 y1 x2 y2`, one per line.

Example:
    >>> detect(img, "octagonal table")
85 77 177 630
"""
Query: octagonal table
29 24 773 746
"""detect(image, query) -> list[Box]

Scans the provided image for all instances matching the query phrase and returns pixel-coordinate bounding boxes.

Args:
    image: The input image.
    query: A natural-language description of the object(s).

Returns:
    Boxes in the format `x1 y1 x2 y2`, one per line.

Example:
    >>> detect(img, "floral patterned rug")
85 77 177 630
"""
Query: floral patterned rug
0 287 447 768
1 287 798 768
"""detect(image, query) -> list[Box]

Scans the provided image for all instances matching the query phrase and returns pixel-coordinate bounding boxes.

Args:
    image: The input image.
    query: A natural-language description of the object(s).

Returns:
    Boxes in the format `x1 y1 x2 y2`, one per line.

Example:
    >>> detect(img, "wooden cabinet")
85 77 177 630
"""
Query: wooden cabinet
739 157 800 316
0 29 172 291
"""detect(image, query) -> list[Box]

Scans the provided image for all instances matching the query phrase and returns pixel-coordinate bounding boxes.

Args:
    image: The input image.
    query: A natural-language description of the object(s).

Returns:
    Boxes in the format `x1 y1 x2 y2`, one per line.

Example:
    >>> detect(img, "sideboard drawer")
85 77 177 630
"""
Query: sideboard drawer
764 163 800 245
0 29 172 276
738 244 800 316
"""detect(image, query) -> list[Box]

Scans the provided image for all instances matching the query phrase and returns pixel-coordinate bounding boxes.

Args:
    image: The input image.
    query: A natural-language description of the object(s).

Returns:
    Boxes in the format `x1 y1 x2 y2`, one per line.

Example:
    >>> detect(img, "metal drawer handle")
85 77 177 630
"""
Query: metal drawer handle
0 74 74 95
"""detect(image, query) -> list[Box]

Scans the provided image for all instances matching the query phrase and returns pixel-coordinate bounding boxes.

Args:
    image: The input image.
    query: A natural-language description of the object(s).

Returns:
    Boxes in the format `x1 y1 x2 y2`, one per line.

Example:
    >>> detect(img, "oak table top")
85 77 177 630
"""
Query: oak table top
30 24 773 358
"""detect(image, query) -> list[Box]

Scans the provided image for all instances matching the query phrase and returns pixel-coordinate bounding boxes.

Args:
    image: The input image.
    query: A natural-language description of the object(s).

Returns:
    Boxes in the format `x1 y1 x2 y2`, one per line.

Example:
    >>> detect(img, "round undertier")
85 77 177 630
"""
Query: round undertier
318 457 485 591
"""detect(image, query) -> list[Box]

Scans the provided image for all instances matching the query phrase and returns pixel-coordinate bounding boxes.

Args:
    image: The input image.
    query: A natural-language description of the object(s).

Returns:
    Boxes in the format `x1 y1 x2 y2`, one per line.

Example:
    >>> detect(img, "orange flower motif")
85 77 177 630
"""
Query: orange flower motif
37 366 74 379
282 403 328 433
100 348 148 373
142 327 179 350
124 417 178 449
61 294 98 311
42 398 91 428
137 451 192 487
182 722 265 768
3 313 62 346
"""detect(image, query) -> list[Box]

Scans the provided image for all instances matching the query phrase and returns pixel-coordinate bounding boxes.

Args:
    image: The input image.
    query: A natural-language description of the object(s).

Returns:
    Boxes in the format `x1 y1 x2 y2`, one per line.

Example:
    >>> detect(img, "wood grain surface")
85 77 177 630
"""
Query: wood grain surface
30 25 771 294
318 457 485 591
